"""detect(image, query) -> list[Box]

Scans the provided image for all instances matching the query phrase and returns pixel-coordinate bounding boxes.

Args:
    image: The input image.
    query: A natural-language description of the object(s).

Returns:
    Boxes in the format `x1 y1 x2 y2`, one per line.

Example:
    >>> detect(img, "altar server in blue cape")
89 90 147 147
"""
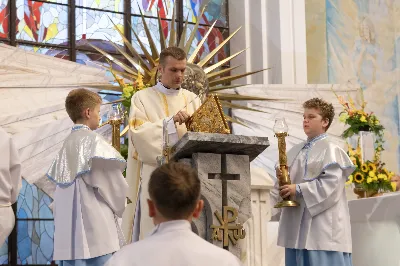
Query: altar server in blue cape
105 162 243 266
274 98 355 266
47 89 129 266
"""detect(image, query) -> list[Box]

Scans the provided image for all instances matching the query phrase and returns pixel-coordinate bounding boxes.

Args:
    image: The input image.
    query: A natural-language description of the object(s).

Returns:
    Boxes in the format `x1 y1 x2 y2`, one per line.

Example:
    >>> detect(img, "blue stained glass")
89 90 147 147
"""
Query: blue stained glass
17 221 54 264
33 196 39 218
77 0 124 12
17 236 31 261
39 201 52 219
76 8 124 46
32 241 38 264
185 24 229 64
17 219 28 242
132 0 175 19
41 0 69 3
131 16 171 55
39 230 53 259
76 50 128 80
100 92 122 104
44 220 55 238
17 179 54 219
25 184 33 213
183 0 228 28
32 184 38 200
16 0 69 45
0 238 8 265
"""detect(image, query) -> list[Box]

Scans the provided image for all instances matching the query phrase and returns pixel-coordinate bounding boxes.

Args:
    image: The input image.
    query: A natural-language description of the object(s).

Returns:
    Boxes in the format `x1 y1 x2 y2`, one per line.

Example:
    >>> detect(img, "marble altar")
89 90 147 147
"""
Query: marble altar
349 192 400 266
171 132 269 259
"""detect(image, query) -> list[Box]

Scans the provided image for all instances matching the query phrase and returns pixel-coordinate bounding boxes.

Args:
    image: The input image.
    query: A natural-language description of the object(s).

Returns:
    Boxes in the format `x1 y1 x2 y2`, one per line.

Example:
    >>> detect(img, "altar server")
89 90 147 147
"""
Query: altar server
0 127 22 246
47 88 128 266
106 162 243 266
123 46 201 242
274 98 355 266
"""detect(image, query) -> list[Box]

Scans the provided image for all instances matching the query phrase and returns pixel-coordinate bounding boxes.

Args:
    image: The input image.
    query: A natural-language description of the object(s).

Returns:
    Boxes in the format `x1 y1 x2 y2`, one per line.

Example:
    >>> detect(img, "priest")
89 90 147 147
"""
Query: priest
122 46 201 242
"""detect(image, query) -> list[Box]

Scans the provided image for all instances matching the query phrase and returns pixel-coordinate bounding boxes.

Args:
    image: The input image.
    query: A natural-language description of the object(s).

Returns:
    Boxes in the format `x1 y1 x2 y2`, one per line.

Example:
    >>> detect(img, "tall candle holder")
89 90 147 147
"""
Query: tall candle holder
273 117 299 208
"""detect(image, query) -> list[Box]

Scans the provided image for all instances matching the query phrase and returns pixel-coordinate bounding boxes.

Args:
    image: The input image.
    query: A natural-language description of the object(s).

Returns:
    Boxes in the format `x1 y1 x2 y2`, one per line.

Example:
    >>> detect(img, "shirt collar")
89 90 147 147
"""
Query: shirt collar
149 220 192 237
303 133 327 149
155 81 181 96
72 124 91 132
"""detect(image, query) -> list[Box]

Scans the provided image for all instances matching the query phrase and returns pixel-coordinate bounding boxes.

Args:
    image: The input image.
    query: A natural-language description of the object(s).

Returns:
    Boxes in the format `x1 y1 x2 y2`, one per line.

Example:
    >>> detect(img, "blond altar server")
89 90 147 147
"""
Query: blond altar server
106 162 243 266
47 89 128 266
0 127 22 246
274 98 355 266
122 47 201 242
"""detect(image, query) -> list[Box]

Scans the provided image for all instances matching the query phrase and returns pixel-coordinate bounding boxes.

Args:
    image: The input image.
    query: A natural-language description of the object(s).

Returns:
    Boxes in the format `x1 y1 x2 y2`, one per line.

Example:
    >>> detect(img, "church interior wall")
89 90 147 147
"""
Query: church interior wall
306 0 400 172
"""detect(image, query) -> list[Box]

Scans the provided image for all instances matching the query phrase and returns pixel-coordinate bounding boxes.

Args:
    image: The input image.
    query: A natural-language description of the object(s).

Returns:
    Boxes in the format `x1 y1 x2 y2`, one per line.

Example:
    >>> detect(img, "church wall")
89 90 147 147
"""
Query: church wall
306 0 400 172
228 0 282 84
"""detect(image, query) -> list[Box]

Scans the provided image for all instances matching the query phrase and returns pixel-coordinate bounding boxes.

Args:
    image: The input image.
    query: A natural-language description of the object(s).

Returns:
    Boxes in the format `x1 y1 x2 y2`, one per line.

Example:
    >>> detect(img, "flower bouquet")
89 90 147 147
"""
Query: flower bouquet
333 88 396 196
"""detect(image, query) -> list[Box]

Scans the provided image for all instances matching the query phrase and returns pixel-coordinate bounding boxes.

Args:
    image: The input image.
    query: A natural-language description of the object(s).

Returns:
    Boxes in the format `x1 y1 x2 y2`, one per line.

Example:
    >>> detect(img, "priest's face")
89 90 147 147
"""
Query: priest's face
158 56 186 89
303 108 329 139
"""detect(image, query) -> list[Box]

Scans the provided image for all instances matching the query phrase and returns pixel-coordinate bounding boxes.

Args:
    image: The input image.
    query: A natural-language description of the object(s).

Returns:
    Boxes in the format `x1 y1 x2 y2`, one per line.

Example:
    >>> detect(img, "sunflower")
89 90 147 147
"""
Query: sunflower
361 164 369 173
368 163 377 172
354 172 364 183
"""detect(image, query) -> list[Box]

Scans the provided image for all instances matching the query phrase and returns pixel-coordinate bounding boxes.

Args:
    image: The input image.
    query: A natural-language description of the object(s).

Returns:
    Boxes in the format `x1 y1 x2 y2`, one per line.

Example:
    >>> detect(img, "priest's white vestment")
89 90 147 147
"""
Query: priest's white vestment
122 82 201 243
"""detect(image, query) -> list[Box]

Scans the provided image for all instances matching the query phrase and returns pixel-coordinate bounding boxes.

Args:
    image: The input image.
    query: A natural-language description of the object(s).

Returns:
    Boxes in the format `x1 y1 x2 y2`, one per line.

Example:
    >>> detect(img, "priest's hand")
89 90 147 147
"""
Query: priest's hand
173 110 190 125
279 184 296 199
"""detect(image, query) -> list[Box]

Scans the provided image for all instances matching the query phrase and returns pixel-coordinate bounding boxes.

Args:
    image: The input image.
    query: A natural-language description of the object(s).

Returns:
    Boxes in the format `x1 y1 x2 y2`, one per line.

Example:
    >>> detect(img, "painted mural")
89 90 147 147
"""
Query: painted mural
306 0 400 172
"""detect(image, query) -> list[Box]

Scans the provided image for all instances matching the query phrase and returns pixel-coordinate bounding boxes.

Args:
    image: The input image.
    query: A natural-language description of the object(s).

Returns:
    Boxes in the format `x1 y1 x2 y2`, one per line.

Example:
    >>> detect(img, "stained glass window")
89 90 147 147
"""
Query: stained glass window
17 180 54 220
76 50 127 69
16 220 54 264
131 16 170 54
76 8 124 46
76 50 129 82
0 0 9 39
0 1 229 265
186 25 228 64
0 239 7 264
16 0 69 45
18 44 70 60
77 0 124 12
40 0 68 4
132 0 175 19
183 0 228 28
15 179 54 265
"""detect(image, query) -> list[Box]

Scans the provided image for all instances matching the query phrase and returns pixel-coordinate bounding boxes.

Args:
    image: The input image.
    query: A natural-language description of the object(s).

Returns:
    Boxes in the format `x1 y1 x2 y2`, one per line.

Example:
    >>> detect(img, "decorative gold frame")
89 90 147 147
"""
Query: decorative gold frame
186 95 230 134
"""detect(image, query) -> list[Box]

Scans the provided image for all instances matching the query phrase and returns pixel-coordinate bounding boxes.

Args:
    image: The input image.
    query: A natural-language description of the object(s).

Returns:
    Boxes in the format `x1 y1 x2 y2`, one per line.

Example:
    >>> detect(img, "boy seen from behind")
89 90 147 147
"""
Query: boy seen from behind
47 88 129 266
106 162 243 266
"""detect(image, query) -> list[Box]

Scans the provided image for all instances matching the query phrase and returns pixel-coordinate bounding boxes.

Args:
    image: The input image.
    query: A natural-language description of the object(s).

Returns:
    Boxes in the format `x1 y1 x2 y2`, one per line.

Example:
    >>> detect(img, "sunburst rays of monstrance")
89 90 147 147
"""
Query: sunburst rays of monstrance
90 4 282 137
